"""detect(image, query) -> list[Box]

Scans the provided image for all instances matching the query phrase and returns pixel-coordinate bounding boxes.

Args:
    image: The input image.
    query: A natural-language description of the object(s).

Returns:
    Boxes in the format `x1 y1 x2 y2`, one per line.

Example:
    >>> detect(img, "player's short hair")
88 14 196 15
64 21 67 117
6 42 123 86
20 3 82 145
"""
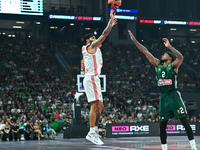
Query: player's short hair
166 51 176 62
83 33 94 44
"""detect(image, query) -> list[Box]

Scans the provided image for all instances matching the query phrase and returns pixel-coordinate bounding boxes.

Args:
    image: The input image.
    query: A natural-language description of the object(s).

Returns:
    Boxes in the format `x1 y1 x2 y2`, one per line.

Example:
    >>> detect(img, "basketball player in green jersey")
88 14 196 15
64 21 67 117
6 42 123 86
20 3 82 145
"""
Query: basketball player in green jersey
128 30 197 150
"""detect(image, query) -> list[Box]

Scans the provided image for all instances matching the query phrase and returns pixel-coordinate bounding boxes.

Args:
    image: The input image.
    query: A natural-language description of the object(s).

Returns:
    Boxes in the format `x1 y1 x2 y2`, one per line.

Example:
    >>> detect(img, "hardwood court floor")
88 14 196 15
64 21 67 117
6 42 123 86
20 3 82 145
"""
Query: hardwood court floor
0 136 199 150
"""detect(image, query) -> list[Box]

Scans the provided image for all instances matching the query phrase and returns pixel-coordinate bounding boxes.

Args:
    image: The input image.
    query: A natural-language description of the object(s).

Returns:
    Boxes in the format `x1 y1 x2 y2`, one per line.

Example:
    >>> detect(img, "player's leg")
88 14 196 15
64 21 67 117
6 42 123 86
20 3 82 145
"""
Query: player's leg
94 76 104 136
84 76 104 145
86 101 103 145
173 91 197 150
95 101 104 136
159 94 172 150
95 101 104 125
89 101 98 130
179 117 197 150
160 120 168 150
83 76 99 130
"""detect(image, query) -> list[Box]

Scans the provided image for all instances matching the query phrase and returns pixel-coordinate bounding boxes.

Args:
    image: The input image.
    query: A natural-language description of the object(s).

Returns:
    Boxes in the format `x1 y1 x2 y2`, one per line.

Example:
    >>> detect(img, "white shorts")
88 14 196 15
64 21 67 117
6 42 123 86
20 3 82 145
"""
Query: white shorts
83 75 103 103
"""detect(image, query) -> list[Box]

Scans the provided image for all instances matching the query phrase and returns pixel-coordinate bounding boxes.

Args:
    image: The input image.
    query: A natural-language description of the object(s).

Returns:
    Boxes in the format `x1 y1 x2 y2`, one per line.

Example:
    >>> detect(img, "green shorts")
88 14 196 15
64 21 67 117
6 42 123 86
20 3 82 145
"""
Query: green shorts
159 90 187 122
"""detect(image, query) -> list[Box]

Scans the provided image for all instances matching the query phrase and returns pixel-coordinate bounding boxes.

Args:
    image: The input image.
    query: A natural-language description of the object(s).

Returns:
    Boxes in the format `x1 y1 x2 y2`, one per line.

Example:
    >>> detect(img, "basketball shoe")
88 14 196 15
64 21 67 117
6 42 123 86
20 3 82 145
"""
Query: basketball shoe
86 132 104 145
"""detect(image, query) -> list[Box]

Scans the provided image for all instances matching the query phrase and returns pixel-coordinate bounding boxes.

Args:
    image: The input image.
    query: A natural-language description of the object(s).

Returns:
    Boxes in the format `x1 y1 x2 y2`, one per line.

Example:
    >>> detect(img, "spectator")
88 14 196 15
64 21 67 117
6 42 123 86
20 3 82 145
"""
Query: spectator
18 121 26 140
193 117 197 122
54 111 60 121
33 122 44 140
25 121 33 140
12 122 20 141
46 121 57 139
0 120 5 141
137 111 143 118
4 122 11 141
98 121 106 138
57 116 64 132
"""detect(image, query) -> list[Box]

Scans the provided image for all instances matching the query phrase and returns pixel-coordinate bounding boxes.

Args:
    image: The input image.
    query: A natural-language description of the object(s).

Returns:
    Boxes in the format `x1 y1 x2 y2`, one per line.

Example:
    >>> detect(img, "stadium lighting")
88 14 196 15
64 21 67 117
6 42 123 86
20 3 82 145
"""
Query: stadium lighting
70 23 74 26
94 31 97 35
170 28 177 31
3 33 5 35
13 26 22 29
8 35 11 37
12 35 15 37
85 28 91 30
191 41 195 43
190 29 197 32
36 22 41 25
16 21 25 24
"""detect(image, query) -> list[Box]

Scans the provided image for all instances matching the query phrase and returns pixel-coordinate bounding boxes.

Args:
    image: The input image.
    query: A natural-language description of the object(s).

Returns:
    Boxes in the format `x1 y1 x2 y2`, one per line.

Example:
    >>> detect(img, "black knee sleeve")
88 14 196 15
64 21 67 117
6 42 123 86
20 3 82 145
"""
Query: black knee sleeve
160 120 168 144
180 117 194 140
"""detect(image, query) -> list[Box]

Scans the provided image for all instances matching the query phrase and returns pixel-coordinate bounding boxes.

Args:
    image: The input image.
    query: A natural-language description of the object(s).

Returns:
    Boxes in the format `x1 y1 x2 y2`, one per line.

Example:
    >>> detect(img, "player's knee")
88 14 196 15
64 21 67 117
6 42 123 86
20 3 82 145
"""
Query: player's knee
90 101 98 112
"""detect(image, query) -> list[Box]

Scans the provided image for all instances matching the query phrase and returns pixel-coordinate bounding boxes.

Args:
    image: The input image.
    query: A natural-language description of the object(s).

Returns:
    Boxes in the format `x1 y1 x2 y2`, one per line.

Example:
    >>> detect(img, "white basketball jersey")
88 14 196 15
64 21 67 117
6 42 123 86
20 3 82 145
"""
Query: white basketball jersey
82 45 103 76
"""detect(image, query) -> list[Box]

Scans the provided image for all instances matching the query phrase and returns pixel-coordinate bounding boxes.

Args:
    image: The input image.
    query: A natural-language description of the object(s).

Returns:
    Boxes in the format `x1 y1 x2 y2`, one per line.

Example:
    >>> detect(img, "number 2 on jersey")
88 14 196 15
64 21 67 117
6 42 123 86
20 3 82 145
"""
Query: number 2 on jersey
162 71 165 78
179 107 184 114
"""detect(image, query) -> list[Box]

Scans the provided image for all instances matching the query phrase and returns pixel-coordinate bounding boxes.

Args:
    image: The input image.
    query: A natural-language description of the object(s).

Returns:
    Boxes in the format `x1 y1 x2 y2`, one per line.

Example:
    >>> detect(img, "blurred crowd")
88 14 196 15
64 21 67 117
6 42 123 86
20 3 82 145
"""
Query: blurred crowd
0 34 200 141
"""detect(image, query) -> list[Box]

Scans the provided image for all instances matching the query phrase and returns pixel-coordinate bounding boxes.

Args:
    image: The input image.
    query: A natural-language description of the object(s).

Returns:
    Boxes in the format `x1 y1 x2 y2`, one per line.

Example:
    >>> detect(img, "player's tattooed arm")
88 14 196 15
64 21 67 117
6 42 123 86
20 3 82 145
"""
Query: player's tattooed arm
90 10 117 48
128 30 160 67
163 38 183 68
90 19 112 48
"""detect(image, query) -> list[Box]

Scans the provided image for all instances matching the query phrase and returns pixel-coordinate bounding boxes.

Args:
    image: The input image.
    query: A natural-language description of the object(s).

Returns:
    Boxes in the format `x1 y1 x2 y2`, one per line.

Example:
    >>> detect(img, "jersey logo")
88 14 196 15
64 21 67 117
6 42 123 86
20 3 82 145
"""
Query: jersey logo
85 68 89 74
168 64 170 67
159 66 162 68
158 79 172 86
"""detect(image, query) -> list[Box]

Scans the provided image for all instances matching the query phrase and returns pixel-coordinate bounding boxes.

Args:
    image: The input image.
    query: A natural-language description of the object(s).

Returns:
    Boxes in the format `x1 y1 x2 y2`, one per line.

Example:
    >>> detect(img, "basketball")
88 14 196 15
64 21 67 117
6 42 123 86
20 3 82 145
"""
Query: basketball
108 0 122 9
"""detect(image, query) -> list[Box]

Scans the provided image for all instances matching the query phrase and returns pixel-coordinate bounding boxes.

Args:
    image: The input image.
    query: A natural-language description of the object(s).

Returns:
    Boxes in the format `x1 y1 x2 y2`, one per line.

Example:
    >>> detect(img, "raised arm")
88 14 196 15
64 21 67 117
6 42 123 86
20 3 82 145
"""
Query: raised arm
162 38 183 69
90 10 117 49
128 30 160 68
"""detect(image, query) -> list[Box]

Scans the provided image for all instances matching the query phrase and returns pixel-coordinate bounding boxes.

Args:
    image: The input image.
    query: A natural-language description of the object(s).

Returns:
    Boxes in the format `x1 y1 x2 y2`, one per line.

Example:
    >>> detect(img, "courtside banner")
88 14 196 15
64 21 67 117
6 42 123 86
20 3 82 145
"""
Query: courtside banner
106 123 200 138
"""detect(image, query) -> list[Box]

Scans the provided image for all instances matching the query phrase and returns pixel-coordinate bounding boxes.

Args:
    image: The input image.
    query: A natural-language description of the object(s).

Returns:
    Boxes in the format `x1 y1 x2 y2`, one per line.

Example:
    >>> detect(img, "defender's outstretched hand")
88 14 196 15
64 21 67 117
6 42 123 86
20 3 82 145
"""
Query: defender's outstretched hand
163 38 171 48
128 30 135 42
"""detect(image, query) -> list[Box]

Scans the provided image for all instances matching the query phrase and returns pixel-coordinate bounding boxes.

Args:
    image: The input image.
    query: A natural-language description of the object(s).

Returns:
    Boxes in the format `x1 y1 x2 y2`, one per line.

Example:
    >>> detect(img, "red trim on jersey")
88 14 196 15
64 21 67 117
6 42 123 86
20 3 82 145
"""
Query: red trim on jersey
91 76 99 100
93 55 98 75
84 45 97 54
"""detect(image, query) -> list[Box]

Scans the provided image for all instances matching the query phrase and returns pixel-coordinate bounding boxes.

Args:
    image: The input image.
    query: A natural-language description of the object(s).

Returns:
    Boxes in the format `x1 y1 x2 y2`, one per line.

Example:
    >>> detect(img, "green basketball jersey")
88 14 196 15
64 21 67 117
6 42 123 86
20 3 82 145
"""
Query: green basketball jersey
156 63 178 93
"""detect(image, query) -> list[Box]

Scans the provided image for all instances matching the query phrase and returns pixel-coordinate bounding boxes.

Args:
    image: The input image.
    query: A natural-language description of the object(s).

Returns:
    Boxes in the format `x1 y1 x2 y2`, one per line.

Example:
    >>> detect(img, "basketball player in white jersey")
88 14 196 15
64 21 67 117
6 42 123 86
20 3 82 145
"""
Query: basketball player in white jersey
82 10 117 145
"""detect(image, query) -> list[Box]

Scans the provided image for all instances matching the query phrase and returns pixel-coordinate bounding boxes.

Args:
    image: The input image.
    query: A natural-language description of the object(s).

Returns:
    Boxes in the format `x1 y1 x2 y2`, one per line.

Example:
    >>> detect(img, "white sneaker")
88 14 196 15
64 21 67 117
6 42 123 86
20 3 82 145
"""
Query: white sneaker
96 133 102 139
86 132 104 145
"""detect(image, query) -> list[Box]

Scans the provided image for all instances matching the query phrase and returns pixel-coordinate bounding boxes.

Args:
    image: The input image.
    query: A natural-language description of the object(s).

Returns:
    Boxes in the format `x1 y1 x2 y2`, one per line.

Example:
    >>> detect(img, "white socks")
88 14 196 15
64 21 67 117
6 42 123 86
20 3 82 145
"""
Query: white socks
94 126 98 133
189 139 197 150
162 144 167 150
89 127 95 133
89 126 98 134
